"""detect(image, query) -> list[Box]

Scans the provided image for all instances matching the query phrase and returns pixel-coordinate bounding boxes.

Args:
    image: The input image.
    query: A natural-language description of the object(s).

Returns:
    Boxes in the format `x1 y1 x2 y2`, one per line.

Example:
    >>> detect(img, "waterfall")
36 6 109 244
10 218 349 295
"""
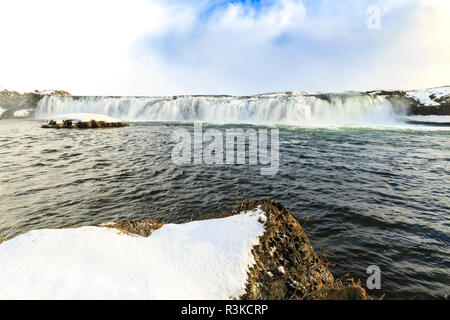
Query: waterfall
35 93 402 125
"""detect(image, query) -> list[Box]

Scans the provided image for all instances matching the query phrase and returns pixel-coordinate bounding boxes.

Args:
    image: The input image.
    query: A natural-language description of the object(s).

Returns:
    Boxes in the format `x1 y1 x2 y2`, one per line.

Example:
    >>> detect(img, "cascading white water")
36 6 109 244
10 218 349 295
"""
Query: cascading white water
35 93 402 126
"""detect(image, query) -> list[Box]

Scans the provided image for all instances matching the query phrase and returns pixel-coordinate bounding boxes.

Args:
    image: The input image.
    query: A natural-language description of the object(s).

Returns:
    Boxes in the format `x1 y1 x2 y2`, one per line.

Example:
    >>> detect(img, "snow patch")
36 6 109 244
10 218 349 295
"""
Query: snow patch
278 266 286 274
13 109 32 118
0 209 267 299
50 113 124 123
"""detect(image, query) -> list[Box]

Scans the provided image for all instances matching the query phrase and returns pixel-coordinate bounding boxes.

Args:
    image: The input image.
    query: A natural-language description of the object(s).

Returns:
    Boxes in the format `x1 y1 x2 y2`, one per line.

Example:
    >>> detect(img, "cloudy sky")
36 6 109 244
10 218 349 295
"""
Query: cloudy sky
0 0 449 95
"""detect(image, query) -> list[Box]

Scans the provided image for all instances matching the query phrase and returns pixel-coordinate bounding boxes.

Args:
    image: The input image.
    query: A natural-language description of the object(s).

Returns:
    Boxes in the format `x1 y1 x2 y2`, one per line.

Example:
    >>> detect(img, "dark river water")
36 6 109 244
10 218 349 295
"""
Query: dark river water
0 119 449 299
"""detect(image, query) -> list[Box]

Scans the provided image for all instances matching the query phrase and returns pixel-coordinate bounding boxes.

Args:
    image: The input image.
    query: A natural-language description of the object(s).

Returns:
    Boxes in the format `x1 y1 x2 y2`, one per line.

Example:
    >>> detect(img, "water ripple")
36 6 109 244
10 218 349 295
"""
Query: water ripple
0 119 449 299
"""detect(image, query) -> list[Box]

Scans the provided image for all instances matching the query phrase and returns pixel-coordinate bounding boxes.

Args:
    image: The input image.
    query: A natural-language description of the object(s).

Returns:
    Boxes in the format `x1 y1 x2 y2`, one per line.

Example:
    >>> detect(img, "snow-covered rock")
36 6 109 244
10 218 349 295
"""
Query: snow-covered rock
0 209 267 299
406 87 450 107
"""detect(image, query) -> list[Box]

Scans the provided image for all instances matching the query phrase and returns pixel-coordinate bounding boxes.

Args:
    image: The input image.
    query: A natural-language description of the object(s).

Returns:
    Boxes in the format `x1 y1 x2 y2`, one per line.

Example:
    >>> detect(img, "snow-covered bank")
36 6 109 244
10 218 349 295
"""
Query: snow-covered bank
404 87 450 116
406 87 450 107
0 209 266 299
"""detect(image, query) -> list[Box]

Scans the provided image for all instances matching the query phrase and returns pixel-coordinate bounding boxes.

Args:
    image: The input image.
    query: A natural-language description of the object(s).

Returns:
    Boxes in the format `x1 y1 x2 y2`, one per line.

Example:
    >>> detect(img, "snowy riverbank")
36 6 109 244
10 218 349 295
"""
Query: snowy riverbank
0 208 266 299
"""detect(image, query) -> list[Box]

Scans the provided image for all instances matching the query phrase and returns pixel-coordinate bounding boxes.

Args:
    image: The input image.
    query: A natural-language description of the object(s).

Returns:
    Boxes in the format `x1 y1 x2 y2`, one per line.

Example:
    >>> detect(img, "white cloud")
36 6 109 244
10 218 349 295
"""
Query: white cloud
0 0 190 95
0 0 448 95
213 0 306 36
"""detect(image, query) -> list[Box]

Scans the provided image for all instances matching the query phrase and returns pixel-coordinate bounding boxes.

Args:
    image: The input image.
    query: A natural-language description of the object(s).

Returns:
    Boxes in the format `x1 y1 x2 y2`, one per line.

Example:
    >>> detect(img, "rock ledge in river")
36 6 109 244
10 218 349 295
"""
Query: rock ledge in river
41 113 129 129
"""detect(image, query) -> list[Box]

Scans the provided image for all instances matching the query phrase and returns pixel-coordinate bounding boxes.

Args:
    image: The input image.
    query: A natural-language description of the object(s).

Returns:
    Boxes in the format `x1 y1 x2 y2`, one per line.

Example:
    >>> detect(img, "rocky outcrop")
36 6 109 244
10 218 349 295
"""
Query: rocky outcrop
40 113 129 129
0 90 42 119
33 89 71 96
237 200 370 300
407 103 450 116
111 200 370 300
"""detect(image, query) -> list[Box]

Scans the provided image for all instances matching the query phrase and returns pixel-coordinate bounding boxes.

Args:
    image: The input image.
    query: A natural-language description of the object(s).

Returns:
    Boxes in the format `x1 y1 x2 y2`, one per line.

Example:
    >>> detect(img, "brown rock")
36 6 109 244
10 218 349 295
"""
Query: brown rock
106 219 164 237
238 200 371 300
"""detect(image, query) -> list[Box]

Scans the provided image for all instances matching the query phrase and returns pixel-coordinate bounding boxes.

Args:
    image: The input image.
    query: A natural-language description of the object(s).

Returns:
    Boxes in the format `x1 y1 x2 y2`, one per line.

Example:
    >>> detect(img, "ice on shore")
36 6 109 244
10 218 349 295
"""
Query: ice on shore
403 115 450 123
0 208 266 299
